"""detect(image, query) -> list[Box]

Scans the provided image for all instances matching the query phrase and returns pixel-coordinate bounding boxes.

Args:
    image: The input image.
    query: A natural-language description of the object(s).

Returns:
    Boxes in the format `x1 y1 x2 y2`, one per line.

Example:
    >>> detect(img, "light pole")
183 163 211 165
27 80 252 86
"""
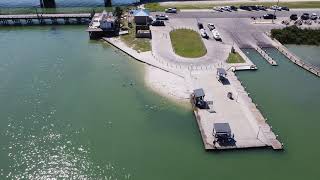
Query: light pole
272 0 280 23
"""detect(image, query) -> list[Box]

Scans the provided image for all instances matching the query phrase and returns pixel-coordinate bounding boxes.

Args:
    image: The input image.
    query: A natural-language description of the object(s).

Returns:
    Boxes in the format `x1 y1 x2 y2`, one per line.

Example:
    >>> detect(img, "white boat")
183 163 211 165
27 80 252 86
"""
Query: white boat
211 29 221 40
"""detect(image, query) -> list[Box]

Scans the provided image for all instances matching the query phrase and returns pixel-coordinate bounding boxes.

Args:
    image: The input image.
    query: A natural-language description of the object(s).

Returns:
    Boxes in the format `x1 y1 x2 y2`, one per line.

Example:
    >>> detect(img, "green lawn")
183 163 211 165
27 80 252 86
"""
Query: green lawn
120 23 151 52
226 52 245 63
145 1 320 11
170 29 207 58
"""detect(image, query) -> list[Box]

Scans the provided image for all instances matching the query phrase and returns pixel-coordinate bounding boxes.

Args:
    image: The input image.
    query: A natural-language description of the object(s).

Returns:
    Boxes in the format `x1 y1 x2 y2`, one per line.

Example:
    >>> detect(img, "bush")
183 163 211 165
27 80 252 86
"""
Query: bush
271 26 320 45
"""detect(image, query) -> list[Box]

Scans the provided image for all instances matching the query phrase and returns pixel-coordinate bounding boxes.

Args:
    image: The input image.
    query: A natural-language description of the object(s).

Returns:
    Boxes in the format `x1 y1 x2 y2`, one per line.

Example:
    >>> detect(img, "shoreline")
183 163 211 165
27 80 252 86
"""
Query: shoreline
102 37 192 107
103 31 283 150
144 65 191 107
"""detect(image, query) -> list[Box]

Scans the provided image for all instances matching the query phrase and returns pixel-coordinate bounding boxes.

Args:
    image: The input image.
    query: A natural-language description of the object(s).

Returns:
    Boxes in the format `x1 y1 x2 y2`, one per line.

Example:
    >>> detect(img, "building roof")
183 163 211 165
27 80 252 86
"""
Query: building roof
194 88 205 98
214 123 231 134
133 9 150 17
217 68 227 76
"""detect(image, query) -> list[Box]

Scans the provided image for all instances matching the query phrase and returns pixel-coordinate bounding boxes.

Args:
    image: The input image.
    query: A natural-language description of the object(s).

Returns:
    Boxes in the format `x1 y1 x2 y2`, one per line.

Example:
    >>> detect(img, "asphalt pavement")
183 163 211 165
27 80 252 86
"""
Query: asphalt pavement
151 9 320 19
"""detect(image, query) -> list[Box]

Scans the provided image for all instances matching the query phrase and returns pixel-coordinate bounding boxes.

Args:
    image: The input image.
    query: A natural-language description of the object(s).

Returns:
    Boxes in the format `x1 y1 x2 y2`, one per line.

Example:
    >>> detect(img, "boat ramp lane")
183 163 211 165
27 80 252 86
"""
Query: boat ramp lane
190 69 283 150
255 46 278 66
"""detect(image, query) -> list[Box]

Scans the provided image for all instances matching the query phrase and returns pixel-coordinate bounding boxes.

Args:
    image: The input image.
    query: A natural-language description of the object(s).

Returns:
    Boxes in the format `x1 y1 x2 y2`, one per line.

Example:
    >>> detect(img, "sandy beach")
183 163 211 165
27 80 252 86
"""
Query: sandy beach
144 65 191 104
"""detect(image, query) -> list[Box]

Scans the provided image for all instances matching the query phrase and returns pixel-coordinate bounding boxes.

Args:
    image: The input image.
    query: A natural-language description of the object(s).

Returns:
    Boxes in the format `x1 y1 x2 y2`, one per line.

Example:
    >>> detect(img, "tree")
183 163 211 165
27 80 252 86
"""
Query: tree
114 6 123 20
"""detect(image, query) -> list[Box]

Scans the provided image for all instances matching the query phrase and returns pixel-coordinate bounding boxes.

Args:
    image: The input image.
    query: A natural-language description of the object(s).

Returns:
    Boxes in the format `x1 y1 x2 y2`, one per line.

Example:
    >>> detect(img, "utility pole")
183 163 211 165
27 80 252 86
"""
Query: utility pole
40 0 56 8
104 0 112 7
272 0 280 23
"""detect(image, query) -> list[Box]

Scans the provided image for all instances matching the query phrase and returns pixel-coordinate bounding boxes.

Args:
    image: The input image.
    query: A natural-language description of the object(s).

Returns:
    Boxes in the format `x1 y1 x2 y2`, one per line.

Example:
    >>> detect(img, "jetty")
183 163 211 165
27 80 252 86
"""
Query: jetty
255 46 278 66
274 40 320 77
0 13 92 25
190 70 283 150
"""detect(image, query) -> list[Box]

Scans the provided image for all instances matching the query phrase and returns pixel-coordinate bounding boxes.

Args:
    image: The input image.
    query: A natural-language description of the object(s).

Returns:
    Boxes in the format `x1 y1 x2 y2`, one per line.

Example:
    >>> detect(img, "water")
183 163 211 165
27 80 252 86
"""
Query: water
285 44 320 68
0 0 139 8
0 27 320 179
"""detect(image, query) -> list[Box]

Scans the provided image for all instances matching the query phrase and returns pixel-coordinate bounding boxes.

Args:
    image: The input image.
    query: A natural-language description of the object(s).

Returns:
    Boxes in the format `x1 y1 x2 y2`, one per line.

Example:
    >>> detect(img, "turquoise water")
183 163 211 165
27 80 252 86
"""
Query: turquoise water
286 44 320 68
0 26 320 179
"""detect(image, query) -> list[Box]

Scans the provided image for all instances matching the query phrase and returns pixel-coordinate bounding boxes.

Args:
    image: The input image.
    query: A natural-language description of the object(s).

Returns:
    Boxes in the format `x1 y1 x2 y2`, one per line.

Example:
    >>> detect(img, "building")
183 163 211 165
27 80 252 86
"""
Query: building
87 11 119 39
133 9 152 38
100 11 117 30
133 9 151 25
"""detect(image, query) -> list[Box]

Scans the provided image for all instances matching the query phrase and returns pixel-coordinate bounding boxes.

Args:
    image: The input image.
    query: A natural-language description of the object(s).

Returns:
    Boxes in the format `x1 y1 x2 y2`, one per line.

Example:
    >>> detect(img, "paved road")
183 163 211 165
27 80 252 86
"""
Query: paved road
151 9 320 19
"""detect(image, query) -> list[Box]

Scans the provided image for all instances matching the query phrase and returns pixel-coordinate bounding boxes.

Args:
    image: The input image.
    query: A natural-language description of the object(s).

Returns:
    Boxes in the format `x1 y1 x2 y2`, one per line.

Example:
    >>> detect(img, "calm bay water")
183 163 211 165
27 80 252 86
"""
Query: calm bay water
0 0 138 8
0 26 319 179
286 44 320 68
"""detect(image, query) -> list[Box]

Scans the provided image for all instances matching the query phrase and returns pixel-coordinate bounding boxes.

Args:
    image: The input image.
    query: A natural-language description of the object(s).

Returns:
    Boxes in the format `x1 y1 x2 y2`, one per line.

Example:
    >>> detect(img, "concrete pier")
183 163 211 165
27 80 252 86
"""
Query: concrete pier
190 70 283 150
272 39 320 77
255 46 278 66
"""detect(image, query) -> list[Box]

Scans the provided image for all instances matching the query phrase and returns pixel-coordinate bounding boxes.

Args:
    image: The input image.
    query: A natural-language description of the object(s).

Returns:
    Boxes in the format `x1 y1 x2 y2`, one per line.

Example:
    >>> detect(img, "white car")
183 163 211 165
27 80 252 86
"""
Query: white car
211 29 221 41
311 13 318 20
213 6 223 12
270 5 282 11
156 14 169 20
222 6 232 12
165 7 177 13
200 29 209 39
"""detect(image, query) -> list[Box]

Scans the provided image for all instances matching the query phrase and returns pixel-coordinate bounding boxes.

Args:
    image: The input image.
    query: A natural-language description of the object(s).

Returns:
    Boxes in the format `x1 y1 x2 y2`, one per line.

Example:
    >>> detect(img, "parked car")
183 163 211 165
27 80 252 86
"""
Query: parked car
290 14 298 20
249 5 259 11
222 6 232 12
282 20 290 25
294 19 303 26
263 14 277 19
270 5 282 11
281 6 290 11
165 7 177 13
305 20 312 25
151 20 165 26
301 13 310 20
230 6 238 11
211 29 221 41
310 13 318 20
200 29 209 39
197 22 204 29
239 5 252 11
155 14 169 20
207 23 215 30
213 6 223 12
256 5 266 11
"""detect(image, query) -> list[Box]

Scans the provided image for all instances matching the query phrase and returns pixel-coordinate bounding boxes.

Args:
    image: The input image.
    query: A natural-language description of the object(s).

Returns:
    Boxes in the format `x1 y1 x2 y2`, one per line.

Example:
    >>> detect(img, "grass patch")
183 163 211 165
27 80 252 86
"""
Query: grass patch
144 3 167 12
170 29 207 58
226 52 245 63
144 1 320 11
120 23 151 52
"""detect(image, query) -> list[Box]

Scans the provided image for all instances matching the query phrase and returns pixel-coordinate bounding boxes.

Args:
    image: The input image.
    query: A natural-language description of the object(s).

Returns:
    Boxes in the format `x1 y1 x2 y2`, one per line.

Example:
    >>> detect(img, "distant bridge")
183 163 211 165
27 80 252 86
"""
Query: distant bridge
39 0 112 8
0 13 92 25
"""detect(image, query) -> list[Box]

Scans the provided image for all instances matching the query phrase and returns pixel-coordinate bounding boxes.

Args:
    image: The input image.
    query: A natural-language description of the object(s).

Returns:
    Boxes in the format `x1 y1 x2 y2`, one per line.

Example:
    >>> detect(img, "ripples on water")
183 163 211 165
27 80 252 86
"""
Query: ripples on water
4 116 130 179
0 50 131 179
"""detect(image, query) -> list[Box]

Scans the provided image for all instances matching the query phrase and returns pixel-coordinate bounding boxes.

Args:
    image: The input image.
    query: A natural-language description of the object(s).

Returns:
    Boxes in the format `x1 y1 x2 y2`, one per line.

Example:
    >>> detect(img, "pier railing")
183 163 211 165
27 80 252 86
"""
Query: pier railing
274 40 320 77
255 46 278 66
266 32 320 77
